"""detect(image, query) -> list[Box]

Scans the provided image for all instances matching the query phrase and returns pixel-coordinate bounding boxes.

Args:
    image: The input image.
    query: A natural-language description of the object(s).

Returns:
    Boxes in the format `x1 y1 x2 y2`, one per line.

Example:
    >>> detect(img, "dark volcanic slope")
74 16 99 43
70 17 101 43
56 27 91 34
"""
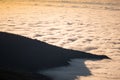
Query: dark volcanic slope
0 32 110 72
0 69 52 80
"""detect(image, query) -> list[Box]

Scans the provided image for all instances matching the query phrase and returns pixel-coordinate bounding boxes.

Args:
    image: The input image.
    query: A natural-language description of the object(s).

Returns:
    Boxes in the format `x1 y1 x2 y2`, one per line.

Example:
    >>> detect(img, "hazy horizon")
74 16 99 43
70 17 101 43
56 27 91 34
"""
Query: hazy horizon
1 0 120 3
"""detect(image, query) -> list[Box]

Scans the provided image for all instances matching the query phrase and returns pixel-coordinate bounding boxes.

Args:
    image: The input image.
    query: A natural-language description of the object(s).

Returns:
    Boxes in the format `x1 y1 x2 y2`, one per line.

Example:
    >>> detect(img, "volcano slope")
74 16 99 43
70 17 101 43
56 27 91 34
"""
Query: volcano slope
0 32 110 72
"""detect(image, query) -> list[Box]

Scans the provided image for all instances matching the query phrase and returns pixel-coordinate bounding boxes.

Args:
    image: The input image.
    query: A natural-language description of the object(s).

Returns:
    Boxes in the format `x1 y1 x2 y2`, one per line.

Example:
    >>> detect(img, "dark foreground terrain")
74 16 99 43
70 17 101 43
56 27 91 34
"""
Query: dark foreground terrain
0 69 52 80
0 32 110 80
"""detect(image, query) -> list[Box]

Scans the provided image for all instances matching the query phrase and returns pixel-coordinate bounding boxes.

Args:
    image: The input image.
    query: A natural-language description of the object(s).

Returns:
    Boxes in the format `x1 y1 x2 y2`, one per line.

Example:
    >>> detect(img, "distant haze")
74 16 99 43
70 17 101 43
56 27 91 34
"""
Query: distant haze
1 0 120 3
1 0 119 7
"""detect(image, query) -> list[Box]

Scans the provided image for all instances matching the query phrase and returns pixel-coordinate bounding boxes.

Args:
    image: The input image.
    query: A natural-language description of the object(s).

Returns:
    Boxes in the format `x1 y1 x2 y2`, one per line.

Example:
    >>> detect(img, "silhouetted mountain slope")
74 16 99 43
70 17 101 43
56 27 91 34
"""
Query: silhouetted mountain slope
0 69 52 80
0 32 110 72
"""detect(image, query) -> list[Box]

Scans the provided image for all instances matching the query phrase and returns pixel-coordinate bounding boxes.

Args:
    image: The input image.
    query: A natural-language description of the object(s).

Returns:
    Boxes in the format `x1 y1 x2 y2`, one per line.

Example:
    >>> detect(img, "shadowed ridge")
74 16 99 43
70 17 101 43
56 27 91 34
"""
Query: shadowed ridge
0 32 110 73
67 49 110 60
0 69 52 80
